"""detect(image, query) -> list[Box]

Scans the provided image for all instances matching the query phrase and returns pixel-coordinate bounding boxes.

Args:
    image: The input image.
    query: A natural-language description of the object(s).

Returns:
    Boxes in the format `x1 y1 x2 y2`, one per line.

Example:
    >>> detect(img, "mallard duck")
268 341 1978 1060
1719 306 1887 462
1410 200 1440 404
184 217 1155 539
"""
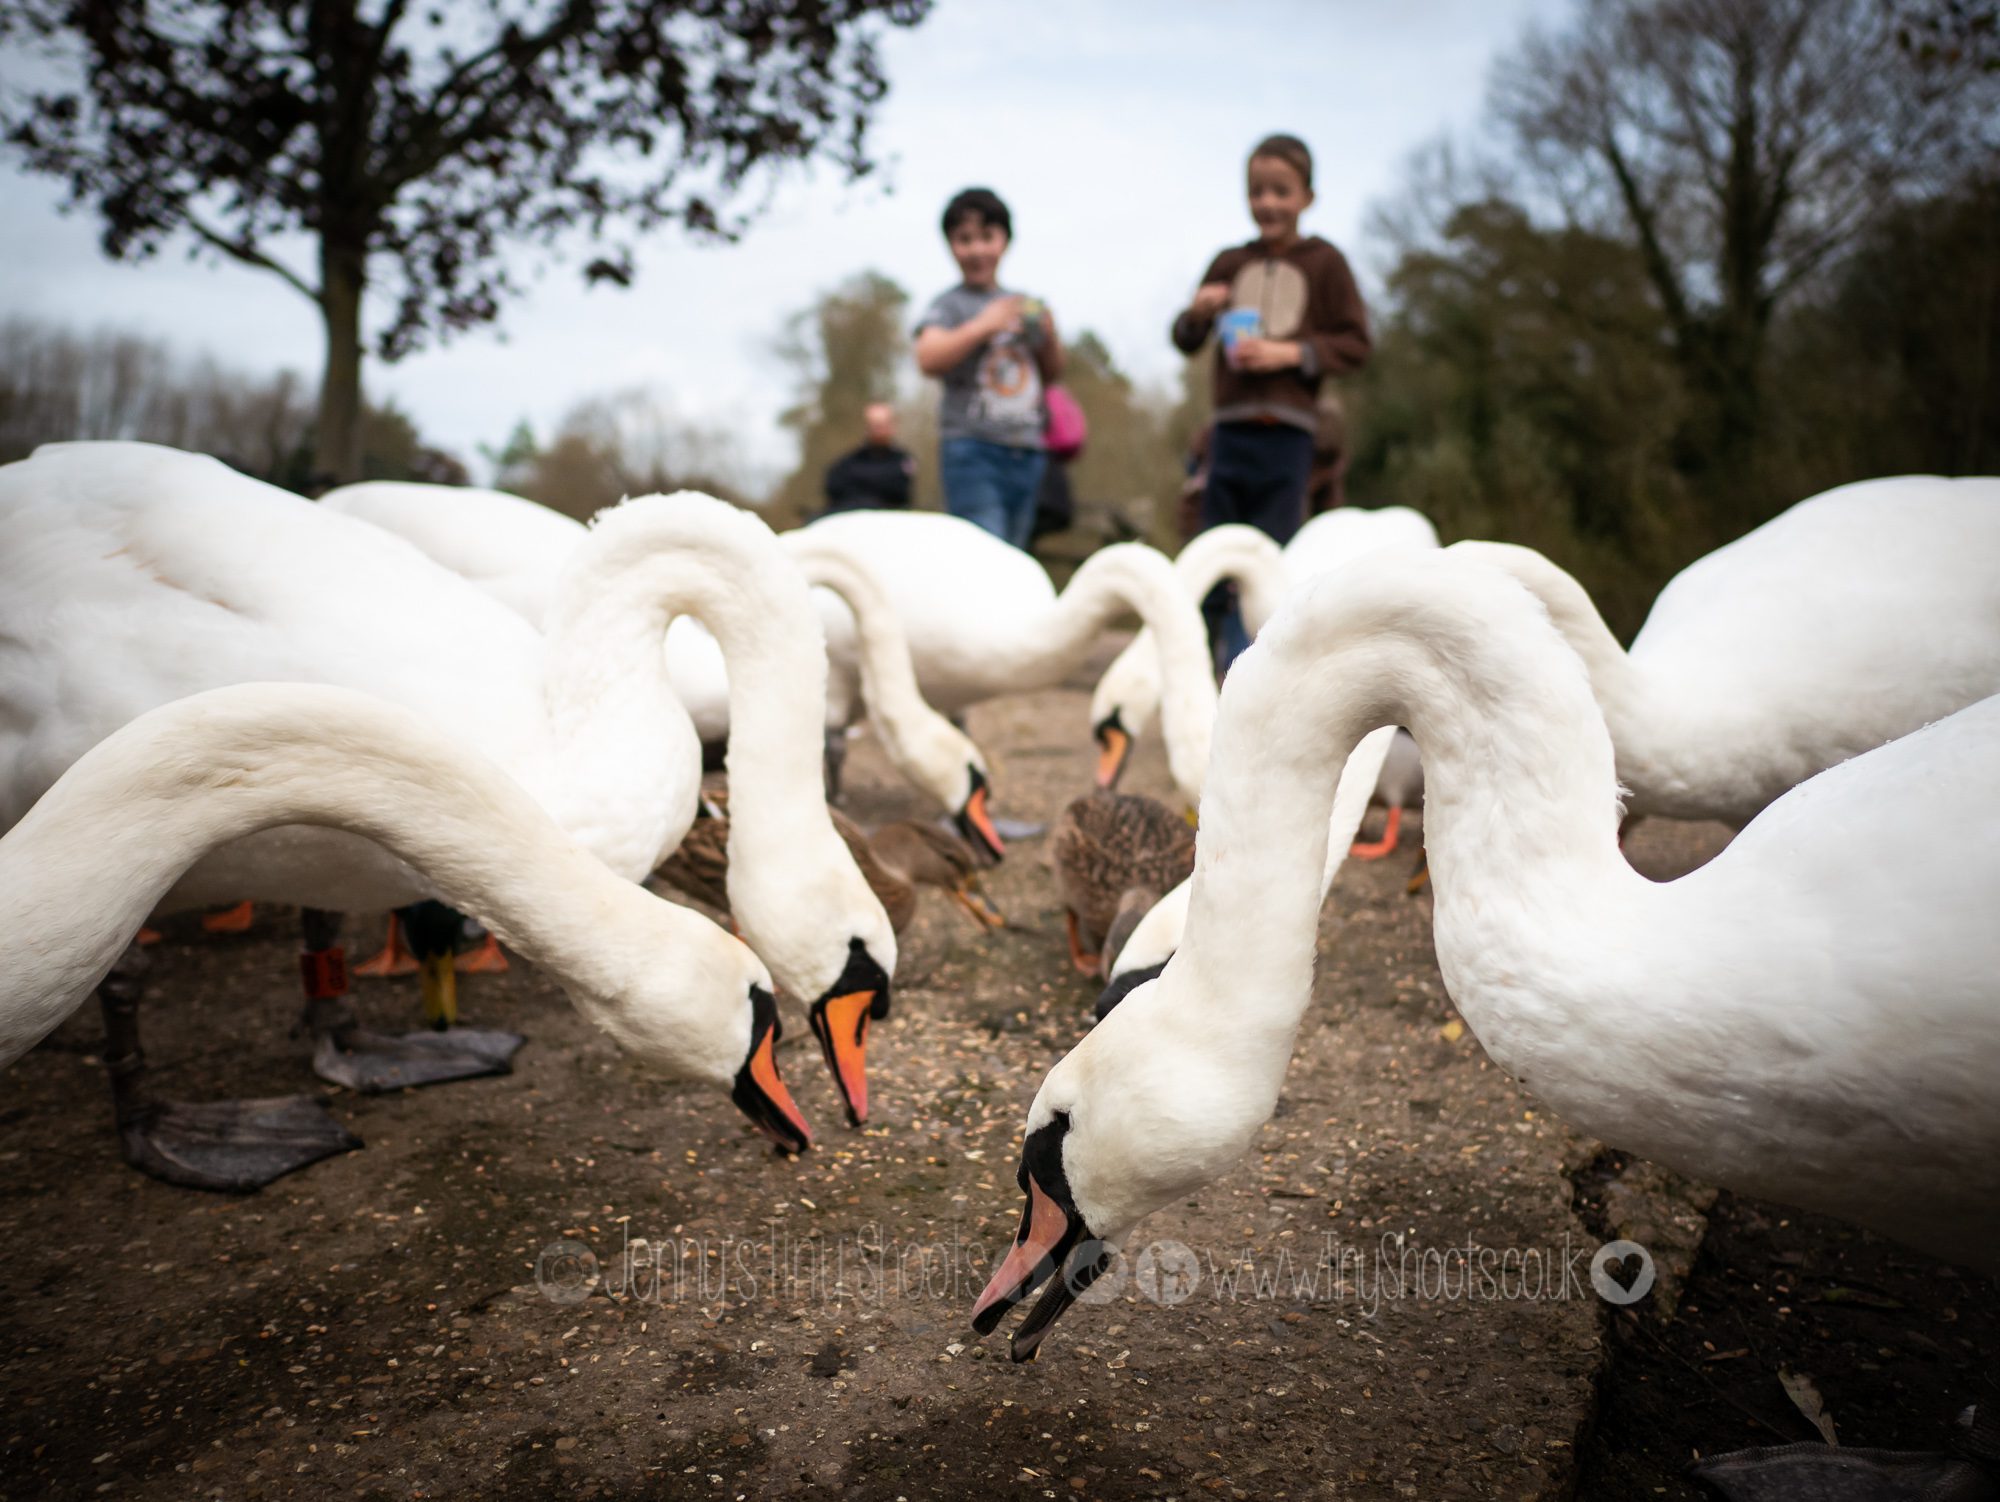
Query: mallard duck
1049 791 1196 979
658 785 1003 941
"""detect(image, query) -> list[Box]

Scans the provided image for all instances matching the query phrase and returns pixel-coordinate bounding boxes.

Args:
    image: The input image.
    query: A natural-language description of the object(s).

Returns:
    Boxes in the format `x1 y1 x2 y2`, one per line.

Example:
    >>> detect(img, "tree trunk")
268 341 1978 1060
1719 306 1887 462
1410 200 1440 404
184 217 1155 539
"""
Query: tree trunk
314 238 366 487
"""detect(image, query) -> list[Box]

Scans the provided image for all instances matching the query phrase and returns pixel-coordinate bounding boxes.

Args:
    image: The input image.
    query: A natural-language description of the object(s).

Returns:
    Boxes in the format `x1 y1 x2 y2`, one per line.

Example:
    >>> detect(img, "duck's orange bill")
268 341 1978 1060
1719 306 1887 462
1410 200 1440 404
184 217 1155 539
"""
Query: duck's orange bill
973 1175 1070 1326
1093 726 1130 789
748 1028 812 1150
818 988 873 1126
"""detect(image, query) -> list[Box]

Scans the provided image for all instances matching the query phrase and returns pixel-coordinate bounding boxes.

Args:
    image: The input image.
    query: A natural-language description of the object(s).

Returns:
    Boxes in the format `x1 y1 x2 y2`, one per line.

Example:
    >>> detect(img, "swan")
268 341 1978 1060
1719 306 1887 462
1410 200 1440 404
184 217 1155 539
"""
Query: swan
1091 511 1439 1004
0 442 894 1133
971 551 2000 1364
1090 506 1440 787
0 683 811 1188
790 511 1219 811
1451 475 2000 826
321 481 1003 858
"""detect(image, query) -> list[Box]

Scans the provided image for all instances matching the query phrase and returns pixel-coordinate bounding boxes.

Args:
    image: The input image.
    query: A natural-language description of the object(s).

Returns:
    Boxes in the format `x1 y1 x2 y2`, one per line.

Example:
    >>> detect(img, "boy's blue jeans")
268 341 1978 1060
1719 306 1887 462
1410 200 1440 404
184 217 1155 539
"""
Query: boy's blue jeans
1200 420 1316 674
941 436 1046 551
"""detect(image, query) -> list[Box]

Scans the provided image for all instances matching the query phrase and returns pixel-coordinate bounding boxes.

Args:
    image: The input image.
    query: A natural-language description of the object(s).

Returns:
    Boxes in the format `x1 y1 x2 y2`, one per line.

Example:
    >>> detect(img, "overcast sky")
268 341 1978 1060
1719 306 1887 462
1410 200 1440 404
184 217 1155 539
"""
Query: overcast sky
0 0 1567 482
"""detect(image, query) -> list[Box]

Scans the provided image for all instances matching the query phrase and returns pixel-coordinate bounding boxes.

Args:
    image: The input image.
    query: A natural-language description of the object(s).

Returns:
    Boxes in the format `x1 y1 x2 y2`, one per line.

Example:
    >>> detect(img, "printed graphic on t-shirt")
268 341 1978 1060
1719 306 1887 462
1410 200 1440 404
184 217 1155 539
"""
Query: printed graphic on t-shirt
1229 259 1309 339
971 334 1042 430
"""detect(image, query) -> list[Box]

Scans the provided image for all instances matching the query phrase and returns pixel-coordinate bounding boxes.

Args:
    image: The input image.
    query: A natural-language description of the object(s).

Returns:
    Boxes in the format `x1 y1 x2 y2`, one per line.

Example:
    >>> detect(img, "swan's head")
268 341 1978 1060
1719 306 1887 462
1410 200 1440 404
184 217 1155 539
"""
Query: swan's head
1090 708 1132 791
581 913 812 1155
730 984 815 1154
802 934 895 1131
1087 640 1161 790
973 975 1267 1361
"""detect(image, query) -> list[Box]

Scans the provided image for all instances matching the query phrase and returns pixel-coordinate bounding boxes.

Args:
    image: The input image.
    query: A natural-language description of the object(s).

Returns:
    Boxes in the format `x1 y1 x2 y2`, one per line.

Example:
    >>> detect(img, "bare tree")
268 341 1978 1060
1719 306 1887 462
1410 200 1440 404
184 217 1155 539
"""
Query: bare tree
500 387 752 520
2 0 929 482
1493 0 1993 475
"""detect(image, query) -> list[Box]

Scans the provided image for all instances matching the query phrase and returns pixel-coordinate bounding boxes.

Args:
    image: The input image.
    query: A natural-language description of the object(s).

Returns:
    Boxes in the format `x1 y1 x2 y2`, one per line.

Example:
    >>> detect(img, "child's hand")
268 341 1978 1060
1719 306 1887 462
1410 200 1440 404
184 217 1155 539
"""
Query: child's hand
1190 282 1232 317
978 294 1027 336
1231 337 1302 372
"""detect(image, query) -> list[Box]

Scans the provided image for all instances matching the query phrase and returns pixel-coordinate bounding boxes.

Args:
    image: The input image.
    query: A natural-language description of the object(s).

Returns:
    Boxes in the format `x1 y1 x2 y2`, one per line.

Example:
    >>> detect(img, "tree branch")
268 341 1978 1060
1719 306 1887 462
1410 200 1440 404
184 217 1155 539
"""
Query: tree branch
183 213 322 305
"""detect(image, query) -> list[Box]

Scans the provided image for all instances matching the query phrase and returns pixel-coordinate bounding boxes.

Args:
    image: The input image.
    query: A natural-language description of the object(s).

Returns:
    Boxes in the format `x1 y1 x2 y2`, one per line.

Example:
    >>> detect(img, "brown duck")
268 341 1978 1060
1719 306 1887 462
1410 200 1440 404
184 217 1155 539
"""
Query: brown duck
658 785 1003 937
1051 790 1196 978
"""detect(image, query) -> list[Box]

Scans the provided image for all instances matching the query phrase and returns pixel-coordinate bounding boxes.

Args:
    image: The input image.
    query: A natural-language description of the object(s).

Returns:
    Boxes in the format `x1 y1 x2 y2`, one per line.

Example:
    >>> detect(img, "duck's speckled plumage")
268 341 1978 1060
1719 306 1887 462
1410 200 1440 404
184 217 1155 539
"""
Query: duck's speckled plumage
1051 791 1196 965
658 783 990 939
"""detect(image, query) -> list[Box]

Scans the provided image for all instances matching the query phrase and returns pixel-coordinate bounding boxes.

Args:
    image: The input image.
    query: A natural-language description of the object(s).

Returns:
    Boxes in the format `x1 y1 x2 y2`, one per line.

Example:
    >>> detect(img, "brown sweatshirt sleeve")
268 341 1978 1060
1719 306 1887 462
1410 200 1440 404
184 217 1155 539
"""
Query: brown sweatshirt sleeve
1171 250 1238 354
1298 243 1372 379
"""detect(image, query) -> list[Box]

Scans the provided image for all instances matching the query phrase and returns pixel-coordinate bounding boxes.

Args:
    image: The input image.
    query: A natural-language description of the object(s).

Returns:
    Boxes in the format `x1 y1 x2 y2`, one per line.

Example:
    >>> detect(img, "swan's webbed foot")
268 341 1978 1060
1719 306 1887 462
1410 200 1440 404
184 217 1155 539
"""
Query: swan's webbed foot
353 914 420 977
1689 1441 1996 1500
1349 804 1403 860
311 1026 524 1094
118 1095 361 1193
990 817 1048 842
453 931 510 974
199 900 257 934
98 943 361 1192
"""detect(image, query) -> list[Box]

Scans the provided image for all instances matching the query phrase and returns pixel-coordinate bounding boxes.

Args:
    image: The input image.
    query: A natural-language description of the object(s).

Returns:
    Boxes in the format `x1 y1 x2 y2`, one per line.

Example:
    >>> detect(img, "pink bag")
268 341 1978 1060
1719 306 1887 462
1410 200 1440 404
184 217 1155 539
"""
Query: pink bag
1043 384 1088 460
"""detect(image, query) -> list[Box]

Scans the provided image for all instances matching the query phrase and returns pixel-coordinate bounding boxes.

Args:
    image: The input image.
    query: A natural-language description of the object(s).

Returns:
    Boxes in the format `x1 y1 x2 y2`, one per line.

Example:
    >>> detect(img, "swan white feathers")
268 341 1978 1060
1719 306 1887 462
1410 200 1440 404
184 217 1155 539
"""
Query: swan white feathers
0 442 895 1124
975 549 2000 1361
1454 475 2000 826
0 683 812 1149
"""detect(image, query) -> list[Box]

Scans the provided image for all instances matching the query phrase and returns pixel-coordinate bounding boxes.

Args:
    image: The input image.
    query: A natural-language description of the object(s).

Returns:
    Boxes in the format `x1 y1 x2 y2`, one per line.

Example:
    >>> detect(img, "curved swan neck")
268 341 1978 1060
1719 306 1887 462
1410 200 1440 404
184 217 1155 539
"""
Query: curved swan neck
1168 556 1633 1063
784 536 974 806
544 493 887 996
0 685 731 1072
1174 525 1289 631
1447 542 1642 721
1025 546 1216 802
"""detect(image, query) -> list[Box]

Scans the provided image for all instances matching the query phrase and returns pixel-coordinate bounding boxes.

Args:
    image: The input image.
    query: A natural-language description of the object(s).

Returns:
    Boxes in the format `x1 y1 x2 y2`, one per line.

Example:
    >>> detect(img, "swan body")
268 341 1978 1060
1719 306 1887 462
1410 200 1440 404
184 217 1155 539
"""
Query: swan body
321 482 995 842
0 684 809 1146
1453 475 2000 825
793 511 1219 808
1089 505 1441 761
975 552 2000 1361
2 444 894 1121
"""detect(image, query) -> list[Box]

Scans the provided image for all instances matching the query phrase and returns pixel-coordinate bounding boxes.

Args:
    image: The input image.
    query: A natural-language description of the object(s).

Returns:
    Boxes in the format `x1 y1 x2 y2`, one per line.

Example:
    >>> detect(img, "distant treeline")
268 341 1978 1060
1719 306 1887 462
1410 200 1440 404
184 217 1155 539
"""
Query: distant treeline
0 320 466 492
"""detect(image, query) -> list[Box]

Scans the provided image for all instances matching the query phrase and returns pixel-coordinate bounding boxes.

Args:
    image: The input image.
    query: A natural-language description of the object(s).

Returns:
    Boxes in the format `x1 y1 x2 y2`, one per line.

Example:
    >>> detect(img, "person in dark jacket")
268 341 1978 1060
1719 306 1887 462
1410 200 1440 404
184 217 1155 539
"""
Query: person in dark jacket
822 402 915 514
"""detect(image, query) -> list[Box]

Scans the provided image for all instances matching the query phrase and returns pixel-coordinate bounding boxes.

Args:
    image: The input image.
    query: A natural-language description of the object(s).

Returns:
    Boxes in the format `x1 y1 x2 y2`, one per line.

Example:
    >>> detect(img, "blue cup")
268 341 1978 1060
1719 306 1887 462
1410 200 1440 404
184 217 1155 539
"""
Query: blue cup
1218 308 1262 366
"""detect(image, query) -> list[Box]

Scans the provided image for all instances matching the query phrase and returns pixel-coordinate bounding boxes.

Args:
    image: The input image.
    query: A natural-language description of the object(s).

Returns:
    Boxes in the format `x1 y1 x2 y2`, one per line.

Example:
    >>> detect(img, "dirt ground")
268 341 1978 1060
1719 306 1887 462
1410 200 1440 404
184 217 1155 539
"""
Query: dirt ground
1 650 1989 1501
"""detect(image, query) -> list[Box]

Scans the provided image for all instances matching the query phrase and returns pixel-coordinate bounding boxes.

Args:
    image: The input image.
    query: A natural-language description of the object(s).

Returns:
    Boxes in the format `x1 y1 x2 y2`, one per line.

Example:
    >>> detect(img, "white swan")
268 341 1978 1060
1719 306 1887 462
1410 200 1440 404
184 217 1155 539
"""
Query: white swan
321 482 1002 855
1094 510 1441 1001
1453 475 2000 826
1089 505 1440 785
0 442 894 1130
792 511 1219 810
973 551 2000 1362
0 684 811 1186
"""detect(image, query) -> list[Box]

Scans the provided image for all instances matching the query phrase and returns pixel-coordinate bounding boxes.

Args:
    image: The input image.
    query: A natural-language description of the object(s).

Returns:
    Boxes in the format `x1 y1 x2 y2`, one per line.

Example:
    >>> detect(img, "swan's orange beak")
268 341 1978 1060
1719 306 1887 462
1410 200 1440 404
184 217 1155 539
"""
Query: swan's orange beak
809 987 876 1127
1093 714 1130 790
731 989 811 1153
973 1173 1073 1331
956 774 1005 863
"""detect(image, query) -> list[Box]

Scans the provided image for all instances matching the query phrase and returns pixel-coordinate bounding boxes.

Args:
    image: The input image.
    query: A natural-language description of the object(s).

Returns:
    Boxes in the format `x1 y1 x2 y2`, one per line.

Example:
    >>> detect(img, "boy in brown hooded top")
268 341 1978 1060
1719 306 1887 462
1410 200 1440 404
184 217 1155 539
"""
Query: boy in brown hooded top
1171 133 1371 668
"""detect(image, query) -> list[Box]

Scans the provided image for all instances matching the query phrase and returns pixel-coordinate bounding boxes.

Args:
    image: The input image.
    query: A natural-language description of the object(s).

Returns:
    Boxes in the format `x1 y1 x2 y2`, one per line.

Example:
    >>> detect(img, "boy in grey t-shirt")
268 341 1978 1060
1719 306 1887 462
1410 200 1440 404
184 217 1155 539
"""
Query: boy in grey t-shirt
913 187 1065 550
